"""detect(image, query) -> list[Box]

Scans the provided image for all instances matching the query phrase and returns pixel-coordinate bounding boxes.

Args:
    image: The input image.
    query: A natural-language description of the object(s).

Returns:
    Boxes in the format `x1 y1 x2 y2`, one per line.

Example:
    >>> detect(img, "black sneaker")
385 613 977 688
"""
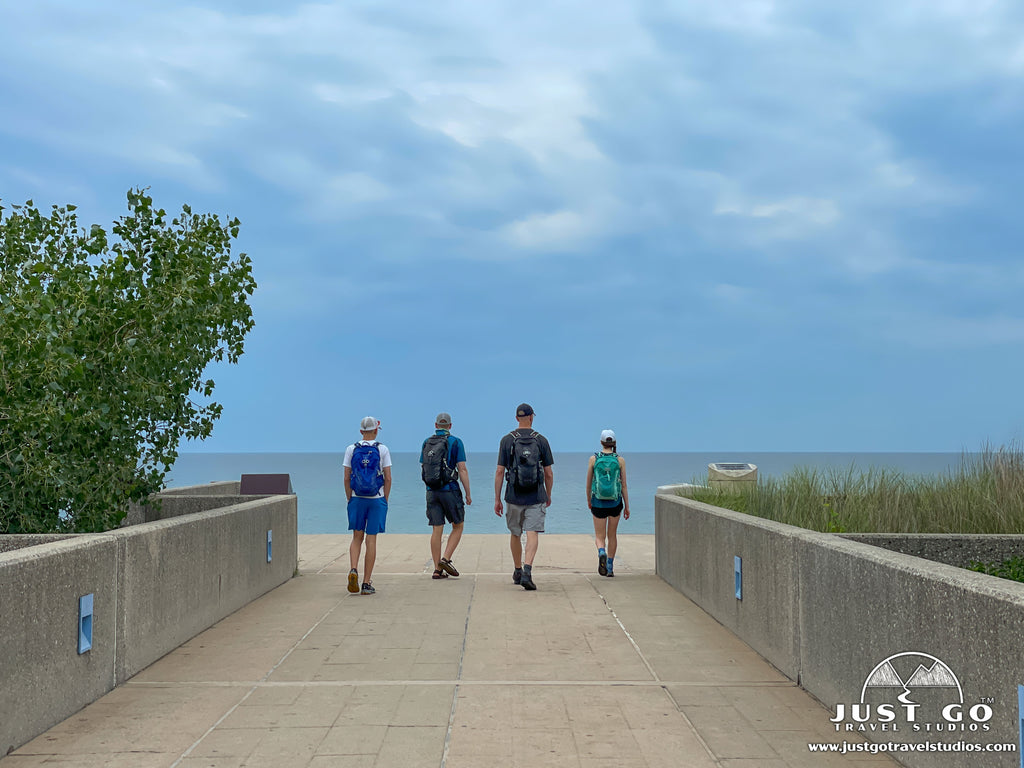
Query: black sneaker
598 552 608 576
347 569 360 594
360 582 375 595
520 573 536 591
513 568 523 585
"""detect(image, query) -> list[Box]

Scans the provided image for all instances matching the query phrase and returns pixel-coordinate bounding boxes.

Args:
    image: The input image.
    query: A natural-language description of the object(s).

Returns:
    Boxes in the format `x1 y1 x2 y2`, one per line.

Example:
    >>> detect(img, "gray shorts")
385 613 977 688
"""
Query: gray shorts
505 502 546 536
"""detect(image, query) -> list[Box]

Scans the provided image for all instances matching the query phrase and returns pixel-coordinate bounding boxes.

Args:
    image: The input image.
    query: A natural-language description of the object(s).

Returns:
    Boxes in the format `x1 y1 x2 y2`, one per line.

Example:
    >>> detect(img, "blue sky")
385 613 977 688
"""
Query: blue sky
2 1 1023 453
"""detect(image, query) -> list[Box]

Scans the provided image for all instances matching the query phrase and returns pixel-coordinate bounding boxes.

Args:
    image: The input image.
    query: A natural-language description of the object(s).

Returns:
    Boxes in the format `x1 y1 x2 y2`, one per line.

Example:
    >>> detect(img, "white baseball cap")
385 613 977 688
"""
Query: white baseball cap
359 416 381 432
600 429 616 444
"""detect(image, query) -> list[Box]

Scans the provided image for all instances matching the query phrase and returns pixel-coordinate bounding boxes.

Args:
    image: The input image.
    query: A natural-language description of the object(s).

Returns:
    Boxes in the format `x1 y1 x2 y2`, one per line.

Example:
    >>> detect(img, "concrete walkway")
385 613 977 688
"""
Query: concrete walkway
2 535 897 767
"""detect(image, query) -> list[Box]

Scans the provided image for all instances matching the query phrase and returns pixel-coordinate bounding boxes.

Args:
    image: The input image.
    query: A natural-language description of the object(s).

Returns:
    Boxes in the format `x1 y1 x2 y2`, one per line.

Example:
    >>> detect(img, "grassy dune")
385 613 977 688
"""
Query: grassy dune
686 444 1024 534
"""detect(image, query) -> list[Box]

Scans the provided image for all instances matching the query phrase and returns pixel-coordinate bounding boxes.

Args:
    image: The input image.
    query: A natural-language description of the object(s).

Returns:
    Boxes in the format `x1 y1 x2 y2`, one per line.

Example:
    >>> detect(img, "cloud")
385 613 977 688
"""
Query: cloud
499 209 594 251
4 0 1024 451
714 196 840 238
878 311 1024 349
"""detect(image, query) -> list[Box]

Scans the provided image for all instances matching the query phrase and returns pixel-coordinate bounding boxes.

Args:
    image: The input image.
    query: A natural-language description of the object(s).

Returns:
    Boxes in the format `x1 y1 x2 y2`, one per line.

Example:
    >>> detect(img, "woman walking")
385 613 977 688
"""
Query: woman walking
585 429 630 576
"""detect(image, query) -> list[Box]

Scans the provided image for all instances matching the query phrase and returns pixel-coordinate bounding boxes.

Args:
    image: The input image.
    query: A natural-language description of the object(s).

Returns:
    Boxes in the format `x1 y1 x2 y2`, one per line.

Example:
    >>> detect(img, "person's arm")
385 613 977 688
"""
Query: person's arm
619 457 629 519
585 456 595 510
382 466 392 503
458 461 472 505
544 465 554 508
494 465 505 516
344 467 352 502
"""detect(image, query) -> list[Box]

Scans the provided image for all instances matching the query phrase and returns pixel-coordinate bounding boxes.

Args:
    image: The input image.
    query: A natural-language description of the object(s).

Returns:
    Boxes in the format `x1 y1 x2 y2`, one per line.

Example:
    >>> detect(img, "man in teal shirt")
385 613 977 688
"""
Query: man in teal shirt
420 412 472 579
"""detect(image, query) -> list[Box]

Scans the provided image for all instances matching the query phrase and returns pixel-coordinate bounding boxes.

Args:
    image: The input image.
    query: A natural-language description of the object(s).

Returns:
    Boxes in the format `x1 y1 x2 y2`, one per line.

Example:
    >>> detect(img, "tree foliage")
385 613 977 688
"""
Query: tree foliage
0 189 256 533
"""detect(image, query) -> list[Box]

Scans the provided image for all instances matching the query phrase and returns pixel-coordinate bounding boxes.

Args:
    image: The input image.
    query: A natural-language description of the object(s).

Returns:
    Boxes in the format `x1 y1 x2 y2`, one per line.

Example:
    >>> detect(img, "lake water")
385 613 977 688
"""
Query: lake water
165 452 971 535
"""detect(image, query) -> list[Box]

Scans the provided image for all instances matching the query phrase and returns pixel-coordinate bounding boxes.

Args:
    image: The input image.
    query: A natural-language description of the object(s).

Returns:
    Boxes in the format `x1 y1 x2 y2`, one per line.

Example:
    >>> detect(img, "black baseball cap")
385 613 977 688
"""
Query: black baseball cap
516 403 534 417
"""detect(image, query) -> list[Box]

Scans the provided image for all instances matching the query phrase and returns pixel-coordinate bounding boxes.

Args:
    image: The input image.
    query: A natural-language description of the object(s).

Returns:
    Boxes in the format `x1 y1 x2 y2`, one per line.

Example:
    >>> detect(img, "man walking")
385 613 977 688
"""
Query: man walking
344 416 392 595
420 412 472 580
494 403 554 590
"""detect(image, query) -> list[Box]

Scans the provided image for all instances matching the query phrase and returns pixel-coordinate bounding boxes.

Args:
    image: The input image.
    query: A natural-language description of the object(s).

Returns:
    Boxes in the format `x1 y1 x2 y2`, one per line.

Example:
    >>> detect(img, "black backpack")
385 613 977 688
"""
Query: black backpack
422 434 458 489
509 430 543 492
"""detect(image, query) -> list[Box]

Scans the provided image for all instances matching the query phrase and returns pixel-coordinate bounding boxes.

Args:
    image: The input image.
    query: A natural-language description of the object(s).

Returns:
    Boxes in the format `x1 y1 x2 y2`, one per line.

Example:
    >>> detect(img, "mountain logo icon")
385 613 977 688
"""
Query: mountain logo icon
860 652 963 705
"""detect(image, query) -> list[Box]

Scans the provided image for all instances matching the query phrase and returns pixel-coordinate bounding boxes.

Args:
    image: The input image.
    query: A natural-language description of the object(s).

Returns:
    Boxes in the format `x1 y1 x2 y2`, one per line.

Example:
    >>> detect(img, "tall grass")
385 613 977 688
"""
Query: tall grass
687 444 1024 534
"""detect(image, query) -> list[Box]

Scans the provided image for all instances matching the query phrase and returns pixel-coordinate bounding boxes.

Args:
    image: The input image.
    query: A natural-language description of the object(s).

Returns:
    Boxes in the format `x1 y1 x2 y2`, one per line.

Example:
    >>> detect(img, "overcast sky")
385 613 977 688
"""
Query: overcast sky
3 1 1023 453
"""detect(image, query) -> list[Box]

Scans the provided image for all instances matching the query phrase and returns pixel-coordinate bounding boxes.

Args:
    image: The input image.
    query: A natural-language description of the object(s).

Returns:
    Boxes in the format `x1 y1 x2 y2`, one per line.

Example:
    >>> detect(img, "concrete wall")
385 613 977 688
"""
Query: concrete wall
656 490 1024 768
126 493 275 525
0 490 296 757
159 481 241 496
655 492 805 680
842 533 1024 569
0 535 118 758
0 534 75 554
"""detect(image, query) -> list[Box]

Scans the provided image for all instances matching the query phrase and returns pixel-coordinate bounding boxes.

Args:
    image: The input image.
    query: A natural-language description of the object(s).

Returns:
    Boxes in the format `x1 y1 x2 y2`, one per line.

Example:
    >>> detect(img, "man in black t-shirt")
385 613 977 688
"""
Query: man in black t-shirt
493 403 554 590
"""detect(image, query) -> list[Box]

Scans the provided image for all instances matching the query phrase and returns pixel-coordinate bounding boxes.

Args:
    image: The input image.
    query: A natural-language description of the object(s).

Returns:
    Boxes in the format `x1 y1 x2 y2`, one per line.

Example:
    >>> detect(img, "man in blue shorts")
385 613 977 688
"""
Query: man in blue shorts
494 403 554 590
420 412 472 580
344 416 392 595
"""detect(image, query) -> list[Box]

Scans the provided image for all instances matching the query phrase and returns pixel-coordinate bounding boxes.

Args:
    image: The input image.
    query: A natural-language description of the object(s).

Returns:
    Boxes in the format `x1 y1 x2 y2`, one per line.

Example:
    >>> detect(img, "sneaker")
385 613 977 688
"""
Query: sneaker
347 569 360 594
598 552 608 576
606 569 614 577
513 568 523 585
360 582 375 595
439 557 460 577
520 573 537 591
432 568 448 580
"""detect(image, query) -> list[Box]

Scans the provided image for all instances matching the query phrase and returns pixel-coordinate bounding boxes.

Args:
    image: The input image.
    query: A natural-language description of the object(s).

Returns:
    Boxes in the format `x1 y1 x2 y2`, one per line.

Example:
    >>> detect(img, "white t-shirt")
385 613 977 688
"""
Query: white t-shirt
343 440 392 498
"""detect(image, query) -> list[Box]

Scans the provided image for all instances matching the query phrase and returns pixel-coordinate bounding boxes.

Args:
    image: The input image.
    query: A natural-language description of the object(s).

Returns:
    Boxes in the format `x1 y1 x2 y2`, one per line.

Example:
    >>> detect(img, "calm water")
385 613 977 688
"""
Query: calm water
165 452 971 535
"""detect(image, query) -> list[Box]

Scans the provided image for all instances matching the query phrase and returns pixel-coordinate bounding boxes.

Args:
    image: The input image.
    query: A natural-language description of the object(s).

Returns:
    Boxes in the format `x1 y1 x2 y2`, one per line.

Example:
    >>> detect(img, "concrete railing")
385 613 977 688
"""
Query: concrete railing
0 485 297 757
655 489 1024 768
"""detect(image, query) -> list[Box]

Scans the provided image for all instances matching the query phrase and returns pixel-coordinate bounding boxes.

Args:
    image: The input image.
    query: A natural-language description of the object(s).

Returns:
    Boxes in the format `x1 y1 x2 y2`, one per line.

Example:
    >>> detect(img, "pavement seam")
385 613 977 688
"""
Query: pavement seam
167 596 346 768
440 572 476 768
125 679 797 688
586 574 725 767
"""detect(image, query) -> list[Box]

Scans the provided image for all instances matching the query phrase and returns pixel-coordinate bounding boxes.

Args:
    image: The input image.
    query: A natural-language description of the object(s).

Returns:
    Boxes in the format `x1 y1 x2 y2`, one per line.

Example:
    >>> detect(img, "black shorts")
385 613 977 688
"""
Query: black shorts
591 499 623 519
426 487 465 527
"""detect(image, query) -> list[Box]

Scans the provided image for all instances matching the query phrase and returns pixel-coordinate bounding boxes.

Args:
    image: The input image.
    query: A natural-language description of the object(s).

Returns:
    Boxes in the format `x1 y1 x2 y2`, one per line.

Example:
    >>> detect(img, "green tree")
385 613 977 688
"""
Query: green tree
0 189 256 533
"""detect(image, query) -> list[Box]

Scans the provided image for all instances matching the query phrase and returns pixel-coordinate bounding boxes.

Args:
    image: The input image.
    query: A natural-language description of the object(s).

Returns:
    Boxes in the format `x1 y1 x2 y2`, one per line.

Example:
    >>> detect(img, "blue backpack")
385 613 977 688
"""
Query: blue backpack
350 442 384 496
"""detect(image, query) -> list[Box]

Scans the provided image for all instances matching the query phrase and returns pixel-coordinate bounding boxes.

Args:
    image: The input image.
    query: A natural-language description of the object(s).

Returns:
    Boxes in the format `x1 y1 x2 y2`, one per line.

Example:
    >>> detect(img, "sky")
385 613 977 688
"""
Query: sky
2 1 1023 454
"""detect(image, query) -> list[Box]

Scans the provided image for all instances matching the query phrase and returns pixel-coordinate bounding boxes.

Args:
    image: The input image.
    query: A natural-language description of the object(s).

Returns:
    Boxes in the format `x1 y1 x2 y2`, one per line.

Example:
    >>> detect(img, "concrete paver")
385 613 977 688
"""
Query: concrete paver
1 534 897 767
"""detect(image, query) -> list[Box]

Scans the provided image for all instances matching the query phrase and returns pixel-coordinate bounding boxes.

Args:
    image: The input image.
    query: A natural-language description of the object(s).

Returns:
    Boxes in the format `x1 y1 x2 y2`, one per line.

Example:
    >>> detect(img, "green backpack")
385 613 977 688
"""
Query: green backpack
592 452 621 500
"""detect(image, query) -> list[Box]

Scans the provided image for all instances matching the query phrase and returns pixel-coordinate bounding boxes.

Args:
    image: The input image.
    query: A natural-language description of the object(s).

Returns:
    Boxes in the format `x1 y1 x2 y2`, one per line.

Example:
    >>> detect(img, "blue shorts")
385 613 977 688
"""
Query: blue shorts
348 496 387 535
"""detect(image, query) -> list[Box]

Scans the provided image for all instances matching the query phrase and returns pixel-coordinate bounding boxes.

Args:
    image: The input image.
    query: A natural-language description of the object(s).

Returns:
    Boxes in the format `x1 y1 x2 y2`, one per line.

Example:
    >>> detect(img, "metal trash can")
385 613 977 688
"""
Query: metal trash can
708 463 758 491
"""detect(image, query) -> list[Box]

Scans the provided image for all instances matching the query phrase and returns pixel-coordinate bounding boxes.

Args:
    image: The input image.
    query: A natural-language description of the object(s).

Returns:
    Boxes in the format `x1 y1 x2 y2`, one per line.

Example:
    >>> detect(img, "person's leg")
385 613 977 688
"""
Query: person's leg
430 525 444 568
349 529 365 570
606 513 621 559
524 530 539 565
519 530 539 590
348 528 364 592
509 533 523 568
592 514 607 551
593 513 608 575
364 534 377 583
443 521 464 561
437 491 463 576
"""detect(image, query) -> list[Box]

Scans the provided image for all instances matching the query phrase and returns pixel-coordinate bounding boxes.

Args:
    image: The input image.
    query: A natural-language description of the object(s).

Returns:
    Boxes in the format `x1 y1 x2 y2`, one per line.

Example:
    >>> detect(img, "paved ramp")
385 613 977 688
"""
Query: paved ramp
2 534 896 767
